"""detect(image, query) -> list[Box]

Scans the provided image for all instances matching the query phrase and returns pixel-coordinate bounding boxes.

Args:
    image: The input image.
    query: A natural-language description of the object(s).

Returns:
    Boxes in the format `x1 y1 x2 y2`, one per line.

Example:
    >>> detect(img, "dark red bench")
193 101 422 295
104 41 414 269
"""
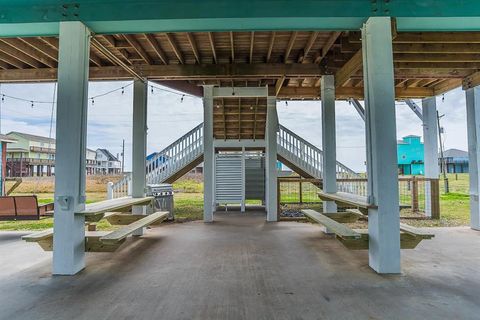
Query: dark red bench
0 196 54 221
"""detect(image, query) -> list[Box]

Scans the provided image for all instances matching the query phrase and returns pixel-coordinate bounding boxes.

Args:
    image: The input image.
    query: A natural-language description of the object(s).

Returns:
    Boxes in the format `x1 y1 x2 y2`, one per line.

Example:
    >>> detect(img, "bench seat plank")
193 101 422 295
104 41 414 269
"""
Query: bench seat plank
322 211 364 223
317 191 376 210
75 197 153 222
399 223 435 239
302 209 361 240
22 228 53 242
100 211 168 244
338 229 432 250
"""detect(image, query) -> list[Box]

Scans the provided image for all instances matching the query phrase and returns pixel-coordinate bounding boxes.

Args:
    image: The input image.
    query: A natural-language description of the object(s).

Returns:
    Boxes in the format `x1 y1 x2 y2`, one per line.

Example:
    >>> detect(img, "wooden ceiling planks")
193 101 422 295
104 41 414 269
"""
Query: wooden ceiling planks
0 31 479 99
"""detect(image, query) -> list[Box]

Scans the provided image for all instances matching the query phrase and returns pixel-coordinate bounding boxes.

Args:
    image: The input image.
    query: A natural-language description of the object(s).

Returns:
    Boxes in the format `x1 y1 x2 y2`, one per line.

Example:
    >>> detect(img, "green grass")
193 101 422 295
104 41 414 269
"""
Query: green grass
0 174 474 231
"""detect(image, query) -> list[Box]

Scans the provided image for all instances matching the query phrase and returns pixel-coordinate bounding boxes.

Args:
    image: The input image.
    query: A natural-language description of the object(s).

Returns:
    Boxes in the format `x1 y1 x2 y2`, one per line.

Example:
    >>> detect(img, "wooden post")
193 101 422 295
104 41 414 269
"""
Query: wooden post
430 178 440 219
411 176 419 213
277 179 281 221
299 180 303 204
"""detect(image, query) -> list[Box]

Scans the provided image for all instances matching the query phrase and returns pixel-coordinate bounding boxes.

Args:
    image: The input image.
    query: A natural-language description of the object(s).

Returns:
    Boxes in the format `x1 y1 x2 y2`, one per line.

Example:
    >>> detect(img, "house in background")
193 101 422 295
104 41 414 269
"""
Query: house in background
5 131 56 177
0 134 17 195
86 148 97 175
439 149 469 173
397 135 424 175
96 149 121 175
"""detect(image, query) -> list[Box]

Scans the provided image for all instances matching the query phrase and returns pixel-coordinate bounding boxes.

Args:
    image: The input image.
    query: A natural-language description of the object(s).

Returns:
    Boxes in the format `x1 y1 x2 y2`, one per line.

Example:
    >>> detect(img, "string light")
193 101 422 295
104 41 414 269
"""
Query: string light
442 94 445 102
285 101 288 106
0 81 196 108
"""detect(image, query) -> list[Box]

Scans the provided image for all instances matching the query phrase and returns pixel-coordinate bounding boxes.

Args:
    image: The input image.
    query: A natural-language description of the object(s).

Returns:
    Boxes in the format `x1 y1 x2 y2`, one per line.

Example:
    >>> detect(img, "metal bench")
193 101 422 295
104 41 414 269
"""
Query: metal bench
302 209 434 250
0 195 54 221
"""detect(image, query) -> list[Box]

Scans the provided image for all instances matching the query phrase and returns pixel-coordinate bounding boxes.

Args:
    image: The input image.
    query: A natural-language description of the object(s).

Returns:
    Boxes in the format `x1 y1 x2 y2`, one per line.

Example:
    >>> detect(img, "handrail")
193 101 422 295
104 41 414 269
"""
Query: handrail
110 122 359 198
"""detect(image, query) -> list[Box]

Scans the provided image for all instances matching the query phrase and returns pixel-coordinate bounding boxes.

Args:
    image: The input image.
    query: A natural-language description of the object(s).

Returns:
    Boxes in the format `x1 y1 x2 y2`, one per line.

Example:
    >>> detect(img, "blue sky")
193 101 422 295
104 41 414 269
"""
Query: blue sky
0 82 467 172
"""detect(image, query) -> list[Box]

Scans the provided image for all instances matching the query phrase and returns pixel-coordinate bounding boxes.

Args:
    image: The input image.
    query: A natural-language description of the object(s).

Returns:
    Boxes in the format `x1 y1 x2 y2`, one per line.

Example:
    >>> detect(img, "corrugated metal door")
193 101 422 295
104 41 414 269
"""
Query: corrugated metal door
215 153 243 204
245 154 265 200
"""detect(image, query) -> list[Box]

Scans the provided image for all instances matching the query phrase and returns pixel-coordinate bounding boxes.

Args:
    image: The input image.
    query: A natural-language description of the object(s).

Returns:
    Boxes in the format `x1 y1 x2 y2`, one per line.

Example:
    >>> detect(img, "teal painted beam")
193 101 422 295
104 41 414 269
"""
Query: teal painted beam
0 1 480 36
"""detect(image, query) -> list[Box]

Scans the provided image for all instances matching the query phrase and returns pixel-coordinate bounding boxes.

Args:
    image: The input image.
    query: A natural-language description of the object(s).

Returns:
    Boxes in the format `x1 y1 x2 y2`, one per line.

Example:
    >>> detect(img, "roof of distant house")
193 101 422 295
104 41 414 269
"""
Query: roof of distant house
441 148 468 158
97 148 119 161
0 134 17 143
6 131 55 144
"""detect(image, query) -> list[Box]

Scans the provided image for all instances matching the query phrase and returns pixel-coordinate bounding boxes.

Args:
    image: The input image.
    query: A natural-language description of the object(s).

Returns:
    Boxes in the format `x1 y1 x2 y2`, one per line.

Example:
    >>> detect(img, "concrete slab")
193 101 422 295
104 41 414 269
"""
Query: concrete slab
1 212 479 320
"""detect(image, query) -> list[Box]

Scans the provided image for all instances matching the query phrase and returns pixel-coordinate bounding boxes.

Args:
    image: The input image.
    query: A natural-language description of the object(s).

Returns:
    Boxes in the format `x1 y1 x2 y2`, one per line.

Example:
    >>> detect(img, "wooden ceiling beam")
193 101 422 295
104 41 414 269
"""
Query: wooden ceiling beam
249 32 255 64
0 52 26 69
208 32 217 64
298 31 319 63
463 71 480 90
284 31 298 63
145 34 168 64
335 50 362 87
124 34 152 65
18 38 58 62
266 32 275 63
278 86 434 99
0 41 43 68
165 33 184 64
315 31 341 64
394 53 480 63
348 32 480 44
186 33 201 64
0 63 326 82
395 62 480 69
0 39 56 68
229 32 235 63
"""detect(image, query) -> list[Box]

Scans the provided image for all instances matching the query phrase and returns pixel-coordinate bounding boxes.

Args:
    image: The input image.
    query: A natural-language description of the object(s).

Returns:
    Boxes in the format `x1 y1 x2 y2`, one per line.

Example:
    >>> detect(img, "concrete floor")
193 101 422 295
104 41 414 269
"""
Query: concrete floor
1 212 480 320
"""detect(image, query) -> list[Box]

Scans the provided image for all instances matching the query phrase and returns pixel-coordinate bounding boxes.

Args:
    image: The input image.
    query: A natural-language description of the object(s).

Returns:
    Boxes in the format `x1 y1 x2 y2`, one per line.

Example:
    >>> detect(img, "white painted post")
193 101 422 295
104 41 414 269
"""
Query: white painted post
52 21 90 275
203 86 215 222
465 87 480 230
321 75 337 214
241 146 246 212
132 79 148 236
422 97 439 217
362 17 401 273
107 182 114 200
266 96 278 222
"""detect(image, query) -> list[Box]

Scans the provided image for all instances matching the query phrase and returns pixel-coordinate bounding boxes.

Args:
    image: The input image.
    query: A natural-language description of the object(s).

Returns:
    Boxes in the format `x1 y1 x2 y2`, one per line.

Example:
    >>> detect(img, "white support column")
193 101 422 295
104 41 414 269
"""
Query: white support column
362 17 401 274
52 21 90 275
422 97 439 218
321 75 337 214
241 147 246 213
465 87 480 230
203 86 215 222
266 96 278 222
131 80 148 236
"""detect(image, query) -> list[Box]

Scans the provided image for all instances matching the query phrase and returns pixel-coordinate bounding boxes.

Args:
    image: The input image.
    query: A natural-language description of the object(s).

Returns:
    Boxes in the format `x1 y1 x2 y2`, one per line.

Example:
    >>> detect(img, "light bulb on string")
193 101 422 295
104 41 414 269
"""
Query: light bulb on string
1 95 4 102
121 87 125 95
31 101 34 108
151 86 154 94
285 101 288 106
442 94 445 102
181 94 185 103
91 98 95 105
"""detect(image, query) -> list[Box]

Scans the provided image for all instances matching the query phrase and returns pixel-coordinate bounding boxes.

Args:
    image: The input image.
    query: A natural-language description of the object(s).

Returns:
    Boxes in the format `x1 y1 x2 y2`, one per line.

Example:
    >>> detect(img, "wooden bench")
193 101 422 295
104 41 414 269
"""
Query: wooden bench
23 210 168 252
75 196 154 222
302 209 361 240
317 191 375 215
302 209 434 250
0 195 54 220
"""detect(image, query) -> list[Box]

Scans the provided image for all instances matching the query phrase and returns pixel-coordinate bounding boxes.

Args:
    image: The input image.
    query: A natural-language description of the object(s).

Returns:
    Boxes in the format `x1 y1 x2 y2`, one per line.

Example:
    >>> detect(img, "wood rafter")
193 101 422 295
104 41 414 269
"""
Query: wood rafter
186 33 201 64
18 38 58 62
229 32 235 62
335 50 362 87
315 31 341 64
208 32 217 64
165 33 184 64
266 32 275 63
249 32 255 64
144 34 168 64
124 34 152 65
284 31 297 63
0 39 56 68
299 31 319 63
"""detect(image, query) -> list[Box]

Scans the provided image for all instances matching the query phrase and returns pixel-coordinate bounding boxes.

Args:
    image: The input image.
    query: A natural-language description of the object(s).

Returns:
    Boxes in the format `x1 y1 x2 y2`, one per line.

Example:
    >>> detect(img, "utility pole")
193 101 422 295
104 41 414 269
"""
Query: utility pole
121 139 125 173
437 111 449 193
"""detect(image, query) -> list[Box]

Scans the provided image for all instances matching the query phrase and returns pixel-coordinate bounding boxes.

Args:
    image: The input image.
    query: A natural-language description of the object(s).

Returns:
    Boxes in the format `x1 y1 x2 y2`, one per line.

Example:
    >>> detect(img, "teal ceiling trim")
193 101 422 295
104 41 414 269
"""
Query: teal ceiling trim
85 18 367 35
0 22 59 37
397 17 480 32
0 1 480 36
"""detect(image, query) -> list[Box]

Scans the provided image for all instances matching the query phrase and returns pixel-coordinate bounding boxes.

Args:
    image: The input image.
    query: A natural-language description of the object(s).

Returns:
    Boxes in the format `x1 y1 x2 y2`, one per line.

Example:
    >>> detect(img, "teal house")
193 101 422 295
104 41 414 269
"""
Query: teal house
397 136 424 175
